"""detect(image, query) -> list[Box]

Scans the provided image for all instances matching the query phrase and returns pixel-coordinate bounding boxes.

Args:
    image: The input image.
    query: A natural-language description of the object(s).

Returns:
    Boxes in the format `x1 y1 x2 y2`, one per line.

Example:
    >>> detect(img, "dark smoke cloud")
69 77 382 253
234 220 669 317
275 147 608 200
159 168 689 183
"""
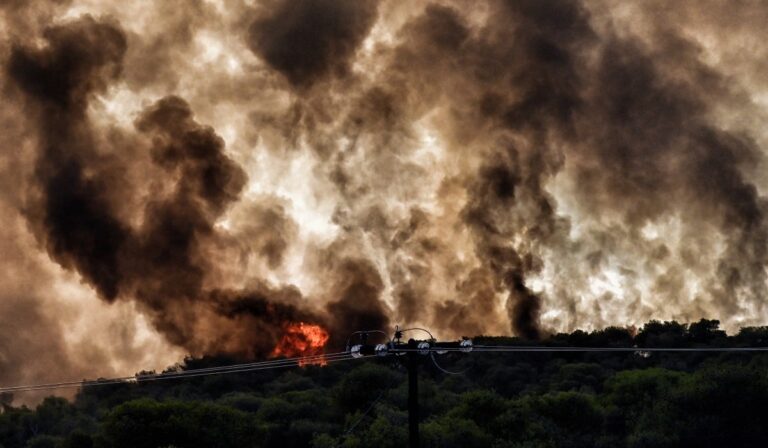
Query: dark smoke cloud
129 95 247 302
277 0 768 338
4 0 768 395
335 0 594 339
248 0 378 88
324 257 390 345
572 35 768 316
229 197 299 269
6 13 393 361
462 0 593 338
8 15 128 300
8 15 126 109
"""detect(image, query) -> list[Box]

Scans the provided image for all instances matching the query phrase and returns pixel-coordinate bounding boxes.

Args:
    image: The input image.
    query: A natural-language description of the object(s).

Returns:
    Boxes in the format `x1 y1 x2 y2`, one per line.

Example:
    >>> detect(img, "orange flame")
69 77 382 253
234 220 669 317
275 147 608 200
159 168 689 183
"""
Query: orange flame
271 322 330 366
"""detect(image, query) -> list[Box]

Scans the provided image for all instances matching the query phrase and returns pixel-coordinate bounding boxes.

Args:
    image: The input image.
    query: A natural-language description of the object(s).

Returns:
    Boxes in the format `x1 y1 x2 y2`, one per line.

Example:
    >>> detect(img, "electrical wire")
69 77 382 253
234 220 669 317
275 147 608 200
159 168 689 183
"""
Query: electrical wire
7 339 768 393
2 354 364 393
2 352 356 391
0 354 357 393
471 346 768 352
345 330 388 351
0 351 350 392
0 352 371 394
429 351 467 375
397 327 435 340
334 377 396 448
395 346 768 353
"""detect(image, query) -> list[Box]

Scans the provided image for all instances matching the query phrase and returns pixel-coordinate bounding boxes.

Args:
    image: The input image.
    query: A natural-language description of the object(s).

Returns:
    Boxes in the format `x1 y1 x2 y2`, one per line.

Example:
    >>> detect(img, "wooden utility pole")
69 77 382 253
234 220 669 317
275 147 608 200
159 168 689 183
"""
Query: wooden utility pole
405 339 421 448
350 332 473 448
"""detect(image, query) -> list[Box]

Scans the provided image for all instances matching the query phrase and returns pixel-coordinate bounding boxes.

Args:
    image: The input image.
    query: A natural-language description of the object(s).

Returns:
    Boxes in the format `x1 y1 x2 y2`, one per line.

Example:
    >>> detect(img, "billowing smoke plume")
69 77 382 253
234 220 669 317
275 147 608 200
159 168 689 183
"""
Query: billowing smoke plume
248 0 378 88
3 0 768 394
5 13 390 359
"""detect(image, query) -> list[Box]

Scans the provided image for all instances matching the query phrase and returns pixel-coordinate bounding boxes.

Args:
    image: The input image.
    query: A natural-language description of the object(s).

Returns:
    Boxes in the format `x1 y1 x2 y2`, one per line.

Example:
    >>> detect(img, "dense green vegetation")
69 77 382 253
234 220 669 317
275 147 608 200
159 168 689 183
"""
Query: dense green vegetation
3 319 768 447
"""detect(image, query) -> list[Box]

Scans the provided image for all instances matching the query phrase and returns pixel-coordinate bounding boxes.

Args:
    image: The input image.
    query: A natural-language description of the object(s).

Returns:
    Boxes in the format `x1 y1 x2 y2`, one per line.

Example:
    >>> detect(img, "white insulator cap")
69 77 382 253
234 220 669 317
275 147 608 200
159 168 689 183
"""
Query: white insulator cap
375 343 389 357
351 344 364 358
417 341 431 355
460 339 473 353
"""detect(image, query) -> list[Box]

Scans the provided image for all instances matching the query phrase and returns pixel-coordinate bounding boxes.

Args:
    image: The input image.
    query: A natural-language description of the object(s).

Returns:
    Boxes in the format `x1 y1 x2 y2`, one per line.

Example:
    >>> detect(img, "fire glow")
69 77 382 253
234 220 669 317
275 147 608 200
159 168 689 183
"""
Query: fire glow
271 322 329 366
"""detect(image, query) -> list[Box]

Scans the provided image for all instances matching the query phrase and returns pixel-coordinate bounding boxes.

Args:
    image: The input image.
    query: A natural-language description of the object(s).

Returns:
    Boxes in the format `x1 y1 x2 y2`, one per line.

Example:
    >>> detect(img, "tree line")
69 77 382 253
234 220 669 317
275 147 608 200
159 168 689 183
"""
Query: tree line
2 319 768 447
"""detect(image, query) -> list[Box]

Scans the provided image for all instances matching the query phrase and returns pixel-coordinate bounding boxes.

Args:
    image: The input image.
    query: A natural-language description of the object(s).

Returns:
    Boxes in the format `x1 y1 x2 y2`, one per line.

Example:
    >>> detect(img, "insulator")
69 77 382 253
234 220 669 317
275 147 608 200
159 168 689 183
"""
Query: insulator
417 341 431 355
435 349 448 355
350 344 364 358
460 338 473 353
375 343 389 357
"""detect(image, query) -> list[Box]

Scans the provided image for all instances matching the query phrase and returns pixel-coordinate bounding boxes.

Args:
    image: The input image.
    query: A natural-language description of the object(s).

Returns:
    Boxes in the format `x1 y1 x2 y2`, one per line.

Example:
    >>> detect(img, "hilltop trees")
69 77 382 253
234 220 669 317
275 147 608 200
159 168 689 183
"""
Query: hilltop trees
2 319 768 447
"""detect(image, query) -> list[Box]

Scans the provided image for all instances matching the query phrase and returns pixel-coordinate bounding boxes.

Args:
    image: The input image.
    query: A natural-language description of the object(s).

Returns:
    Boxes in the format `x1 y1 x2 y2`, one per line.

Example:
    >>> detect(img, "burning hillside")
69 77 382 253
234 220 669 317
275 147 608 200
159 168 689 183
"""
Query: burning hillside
271 322 330 366
2 0 768 392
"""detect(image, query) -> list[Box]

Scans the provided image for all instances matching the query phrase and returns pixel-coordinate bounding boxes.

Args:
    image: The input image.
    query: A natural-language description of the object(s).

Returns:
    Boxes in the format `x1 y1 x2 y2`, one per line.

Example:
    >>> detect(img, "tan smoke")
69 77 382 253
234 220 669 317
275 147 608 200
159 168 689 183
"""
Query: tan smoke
2 0 768 399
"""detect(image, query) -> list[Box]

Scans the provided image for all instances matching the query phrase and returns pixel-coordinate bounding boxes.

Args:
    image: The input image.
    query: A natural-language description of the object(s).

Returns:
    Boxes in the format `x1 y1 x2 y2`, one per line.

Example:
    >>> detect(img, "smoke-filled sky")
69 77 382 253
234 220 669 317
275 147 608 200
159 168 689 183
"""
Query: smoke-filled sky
3 0 768 394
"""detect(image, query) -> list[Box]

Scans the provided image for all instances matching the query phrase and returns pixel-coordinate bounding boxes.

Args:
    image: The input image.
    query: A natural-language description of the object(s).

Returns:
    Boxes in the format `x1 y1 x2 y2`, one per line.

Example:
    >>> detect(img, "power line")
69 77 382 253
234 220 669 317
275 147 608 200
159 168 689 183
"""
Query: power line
9 341 761 393
5 327 768 448
0 352 333 391
335 378 395 448
345 333 768 448
1 354 353 393
404 345 768 353
0 352 369 394
1 353 361 393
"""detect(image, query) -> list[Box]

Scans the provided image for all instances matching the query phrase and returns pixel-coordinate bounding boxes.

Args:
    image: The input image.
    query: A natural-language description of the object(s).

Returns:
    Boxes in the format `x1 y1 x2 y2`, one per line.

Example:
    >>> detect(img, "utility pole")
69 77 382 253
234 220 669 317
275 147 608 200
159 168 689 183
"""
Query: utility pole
405 339 420 448
349 330 473 448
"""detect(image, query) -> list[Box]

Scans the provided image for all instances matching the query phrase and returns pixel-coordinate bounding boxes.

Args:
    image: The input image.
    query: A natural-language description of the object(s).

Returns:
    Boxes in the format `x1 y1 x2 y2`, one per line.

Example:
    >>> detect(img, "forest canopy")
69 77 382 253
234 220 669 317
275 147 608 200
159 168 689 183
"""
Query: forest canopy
2 319 768 448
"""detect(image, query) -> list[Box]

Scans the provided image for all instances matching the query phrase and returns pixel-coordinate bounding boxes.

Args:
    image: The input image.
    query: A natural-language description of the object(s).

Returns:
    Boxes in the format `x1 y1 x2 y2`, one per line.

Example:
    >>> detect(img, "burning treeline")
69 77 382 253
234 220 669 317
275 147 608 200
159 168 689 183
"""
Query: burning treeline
2 0 768 384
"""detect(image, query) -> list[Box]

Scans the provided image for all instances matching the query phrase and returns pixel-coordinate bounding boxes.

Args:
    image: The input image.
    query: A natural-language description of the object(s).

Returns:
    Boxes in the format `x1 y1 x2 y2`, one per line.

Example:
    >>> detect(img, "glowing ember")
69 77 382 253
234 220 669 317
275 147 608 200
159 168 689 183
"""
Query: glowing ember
271 322 330 366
